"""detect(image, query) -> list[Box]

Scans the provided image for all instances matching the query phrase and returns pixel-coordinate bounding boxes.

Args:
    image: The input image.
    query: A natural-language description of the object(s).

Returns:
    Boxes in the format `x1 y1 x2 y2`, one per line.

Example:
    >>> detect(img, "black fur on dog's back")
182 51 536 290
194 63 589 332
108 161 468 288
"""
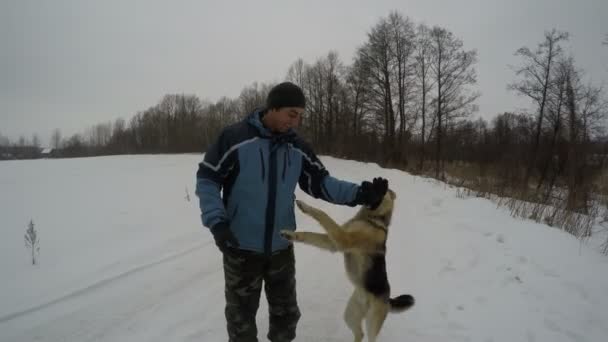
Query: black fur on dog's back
364 254 390 297
364 254 415 313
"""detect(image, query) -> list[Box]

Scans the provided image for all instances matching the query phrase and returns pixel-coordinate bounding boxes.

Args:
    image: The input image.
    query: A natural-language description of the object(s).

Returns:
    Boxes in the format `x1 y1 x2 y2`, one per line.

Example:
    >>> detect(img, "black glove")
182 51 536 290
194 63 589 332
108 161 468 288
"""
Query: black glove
356 177 389 210
211 221 239 252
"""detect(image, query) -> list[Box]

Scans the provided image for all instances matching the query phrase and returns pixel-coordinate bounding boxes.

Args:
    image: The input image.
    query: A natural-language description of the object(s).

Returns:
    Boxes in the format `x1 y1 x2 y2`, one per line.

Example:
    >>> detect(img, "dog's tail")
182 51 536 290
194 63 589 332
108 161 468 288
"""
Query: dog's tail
389 294 415 313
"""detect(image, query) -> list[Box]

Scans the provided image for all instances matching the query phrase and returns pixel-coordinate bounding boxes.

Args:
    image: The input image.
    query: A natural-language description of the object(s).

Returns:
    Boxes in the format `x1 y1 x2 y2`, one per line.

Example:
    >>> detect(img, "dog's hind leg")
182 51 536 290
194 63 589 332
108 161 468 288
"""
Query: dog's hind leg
365 297 389 342
344 289 368 342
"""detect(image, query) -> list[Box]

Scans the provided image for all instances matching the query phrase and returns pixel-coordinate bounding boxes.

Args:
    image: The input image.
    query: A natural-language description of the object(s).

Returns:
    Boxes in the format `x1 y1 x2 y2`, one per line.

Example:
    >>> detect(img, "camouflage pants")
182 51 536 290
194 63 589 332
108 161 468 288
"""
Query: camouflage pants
222 246 301 342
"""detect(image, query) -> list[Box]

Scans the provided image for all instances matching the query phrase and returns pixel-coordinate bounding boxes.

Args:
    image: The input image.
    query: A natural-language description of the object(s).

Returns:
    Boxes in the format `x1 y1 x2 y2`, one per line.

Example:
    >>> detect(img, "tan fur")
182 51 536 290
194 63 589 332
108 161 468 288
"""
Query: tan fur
281 190 411 342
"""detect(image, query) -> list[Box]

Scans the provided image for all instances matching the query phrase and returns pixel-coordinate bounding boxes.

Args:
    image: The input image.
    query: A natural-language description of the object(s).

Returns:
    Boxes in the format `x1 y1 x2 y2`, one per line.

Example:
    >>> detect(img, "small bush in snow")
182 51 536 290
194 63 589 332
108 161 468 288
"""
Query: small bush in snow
24 219 40 265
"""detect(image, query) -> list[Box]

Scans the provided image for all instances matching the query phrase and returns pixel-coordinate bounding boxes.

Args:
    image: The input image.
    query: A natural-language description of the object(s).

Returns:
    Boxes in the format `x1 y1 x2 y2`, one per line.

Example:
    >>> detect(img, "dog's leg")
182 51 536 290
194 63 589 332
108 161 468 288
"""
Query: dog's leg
365 297 389 342
295 200 345 249
344 288 367 342
279 230 337 252
296 200 342 233
296 200 384 253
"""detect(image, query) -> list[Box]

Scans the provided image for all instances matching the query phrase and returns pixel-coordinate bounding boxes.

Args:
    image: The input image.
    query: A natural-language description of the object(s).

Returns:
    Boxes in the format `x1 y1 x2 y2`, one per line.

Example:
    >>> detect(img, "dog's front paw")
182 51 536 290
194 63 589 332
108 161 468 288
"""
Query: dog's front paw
295 200 313 214
280 229 297 241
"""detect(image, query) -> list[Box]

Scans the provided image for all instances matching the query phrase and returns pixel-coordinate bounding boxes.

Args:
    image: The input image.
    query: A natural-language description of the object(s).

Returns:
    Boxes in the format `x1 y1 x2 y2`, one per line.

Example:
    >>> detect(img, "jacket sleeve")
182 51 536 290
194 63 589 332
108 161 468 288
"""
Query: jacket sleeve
297 143 360 205
195 130 237 229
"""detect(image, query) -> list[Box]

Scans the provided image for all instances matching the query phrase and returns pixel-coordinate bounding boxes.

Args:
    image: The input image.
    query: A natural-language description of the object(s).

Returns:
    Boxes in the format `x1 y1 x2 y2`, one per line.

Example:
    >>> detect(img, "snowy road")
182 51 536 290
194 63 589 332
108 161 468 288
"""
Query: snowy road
1 155 607 341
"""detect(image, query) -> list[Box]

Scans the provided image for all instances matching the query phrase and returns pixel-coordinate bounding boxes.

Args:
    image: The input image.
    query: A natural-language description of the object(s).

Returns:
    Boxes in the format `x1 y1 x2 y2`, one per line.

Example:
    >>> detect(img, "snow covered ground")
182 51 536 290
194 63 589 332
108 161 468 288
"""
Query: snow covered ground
1 154 607 342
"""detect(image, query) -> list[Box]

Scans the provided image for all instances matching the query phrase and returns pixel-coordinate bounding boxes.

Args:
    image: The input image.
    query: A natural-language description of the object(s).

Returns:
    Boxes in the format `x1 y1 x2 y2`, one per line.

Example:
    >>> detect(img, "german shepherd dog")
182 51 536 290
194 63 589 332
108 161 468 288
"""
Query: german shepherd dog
280 190 414 342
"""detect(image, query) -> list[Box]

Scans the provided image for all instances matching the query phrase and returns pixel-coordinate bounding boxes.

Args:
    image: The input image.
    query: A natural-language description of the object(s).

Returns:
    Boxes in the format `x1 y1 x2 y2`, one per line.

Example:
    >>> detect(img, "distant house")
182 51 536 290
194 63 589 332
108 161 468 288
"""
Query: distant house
41 148 54 158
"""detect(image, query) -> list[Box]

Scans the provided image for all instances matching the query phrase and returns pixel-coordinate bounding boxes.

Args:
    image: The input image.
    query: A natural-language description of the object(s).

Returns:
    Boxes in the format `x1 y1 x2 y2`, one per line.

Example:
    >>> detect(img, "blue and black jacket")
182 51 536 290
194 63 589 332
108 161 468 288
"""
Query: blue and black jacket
196 109 360 254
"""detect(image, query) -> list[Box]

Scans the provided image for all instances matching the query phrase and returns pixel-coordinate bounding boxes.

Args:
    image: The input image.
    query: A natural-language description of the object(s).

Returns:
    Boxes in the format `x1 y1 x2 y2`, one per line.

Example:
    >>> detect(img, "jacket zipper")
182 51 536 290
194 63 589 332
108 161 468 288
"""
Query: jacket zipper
259 148 265 181
263 143 278 255
282 150 287 182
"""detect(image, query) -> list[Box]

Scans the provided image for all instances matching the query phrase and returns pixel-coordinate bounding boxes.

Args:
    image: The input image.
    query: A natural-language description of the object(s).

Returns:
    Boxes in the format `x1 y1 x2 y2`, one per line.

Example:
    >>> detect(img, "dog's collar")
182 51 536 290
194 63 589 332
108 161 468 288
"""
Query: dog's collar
365 217 387 232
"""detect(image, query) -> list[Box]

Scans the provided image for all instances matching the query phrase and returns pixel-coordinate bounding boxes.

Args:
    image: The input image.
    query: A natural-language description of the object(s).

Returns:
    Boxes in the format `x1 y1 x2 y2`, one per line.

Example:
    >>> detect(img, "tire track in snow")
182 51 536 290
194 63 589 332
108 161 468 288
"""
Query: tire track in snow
0 241 213 324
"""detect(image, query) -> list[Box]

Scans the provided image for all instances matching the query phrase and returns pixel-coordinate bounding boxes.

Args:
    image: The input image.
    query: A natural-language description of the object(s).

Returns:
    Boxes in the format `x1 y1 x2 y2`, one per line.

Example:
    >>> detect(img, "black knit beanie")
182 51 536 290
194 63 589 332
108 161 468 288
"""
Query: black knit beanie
266 82 306 110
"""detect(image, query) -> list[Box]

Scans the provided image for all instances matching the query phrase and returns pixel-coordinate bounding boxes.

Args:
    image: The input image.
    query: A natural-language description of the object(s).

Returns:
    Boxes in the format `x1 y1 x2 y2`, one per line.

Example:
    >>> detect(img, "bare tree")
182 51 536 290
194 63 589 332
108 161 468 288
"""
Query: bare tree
296 53 342 150
31 134 40 148
387 12 416 152
286 59 309 129
429 26 479 178
108 118 128 153
301 59 325 146
414 24 435 170
286 58 306 86
344 59 372 153
24 220 40 265
558 57 608 214
63 133 87 156
577 81 608 142
175 94 205 152
564 59 583 213
0 131 10 146
509 29 569 187
322 51 342 149
51 128 62 149
238 82 271 114
356 17 396 157
87 122 112 148
537 56 570 195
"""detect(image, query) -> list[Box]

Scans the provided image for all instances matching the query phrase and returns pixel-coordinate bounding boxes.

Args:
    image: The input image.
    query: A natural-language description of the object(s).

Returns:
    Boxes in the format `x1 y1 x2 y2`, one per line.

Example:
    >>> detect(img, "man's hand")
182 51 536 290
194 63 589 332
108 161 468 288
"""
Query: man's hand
211 222 239 252
357 177 389 210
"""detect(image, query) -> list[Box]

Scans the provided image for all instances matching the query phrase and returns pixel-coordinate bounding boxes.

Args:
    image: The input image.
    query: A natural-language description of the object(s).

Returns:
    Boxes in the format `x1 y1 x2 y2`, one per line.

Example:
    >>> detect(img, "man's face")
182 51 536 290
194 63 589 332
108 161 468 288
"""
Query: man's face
265 107 304 133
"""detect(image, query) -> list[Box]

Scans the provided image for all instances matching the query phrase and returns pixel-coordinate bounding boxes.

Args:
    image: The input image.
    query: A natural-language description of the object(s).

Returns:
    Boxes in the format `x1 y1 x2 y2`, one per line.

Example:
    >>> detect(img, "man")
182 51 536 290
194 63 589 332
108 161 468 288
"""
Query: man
196 82 388 342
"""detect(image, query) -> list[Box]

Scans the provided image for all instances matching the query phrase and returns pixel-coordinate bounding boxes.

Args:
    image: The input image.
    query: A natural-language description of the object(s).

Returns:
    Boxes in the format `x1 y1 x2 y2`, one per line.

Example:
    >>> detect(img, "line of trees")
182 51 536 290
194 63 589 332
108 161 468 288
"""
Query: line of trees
283 18 606 218
2 13 607 218
286 13 480 180
0 131 44 159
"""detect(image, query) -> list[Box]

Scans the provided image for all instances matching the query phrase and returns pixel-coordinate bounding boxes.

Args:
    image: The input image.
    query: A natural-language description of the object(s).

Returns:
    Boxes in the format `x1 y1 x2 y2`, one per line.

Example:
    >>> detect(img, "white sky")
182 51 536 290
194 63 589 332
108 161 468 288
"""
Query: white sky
2 0 607 145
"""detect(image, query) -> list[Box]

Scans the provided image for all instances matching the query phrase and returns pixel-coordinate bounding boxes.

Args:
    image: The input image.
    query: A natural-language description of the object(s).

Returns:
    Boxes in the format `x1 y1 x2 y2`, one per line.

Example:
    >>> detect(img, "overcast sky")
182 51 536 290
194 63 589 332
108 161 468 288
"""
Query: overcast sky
2 0 607 145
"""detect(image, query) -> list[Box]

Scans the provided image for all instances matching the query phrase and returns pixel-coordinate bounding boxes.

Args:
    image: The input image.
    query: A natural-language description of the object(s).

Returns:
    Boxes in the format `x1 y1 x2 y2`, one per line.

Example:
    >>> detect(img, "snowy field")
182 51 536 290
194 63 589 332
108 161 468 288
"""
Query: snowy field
1 154 607 342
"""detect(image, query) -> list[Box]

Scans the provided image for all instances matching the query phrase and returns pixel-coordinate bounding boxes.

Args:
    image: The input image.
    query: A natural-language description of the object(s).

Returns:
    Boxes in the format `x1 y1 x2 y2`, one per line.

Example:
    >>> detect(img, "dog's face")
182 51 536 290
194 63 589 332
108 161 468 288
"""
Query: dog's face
358 188 396 229
373 189 396 215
